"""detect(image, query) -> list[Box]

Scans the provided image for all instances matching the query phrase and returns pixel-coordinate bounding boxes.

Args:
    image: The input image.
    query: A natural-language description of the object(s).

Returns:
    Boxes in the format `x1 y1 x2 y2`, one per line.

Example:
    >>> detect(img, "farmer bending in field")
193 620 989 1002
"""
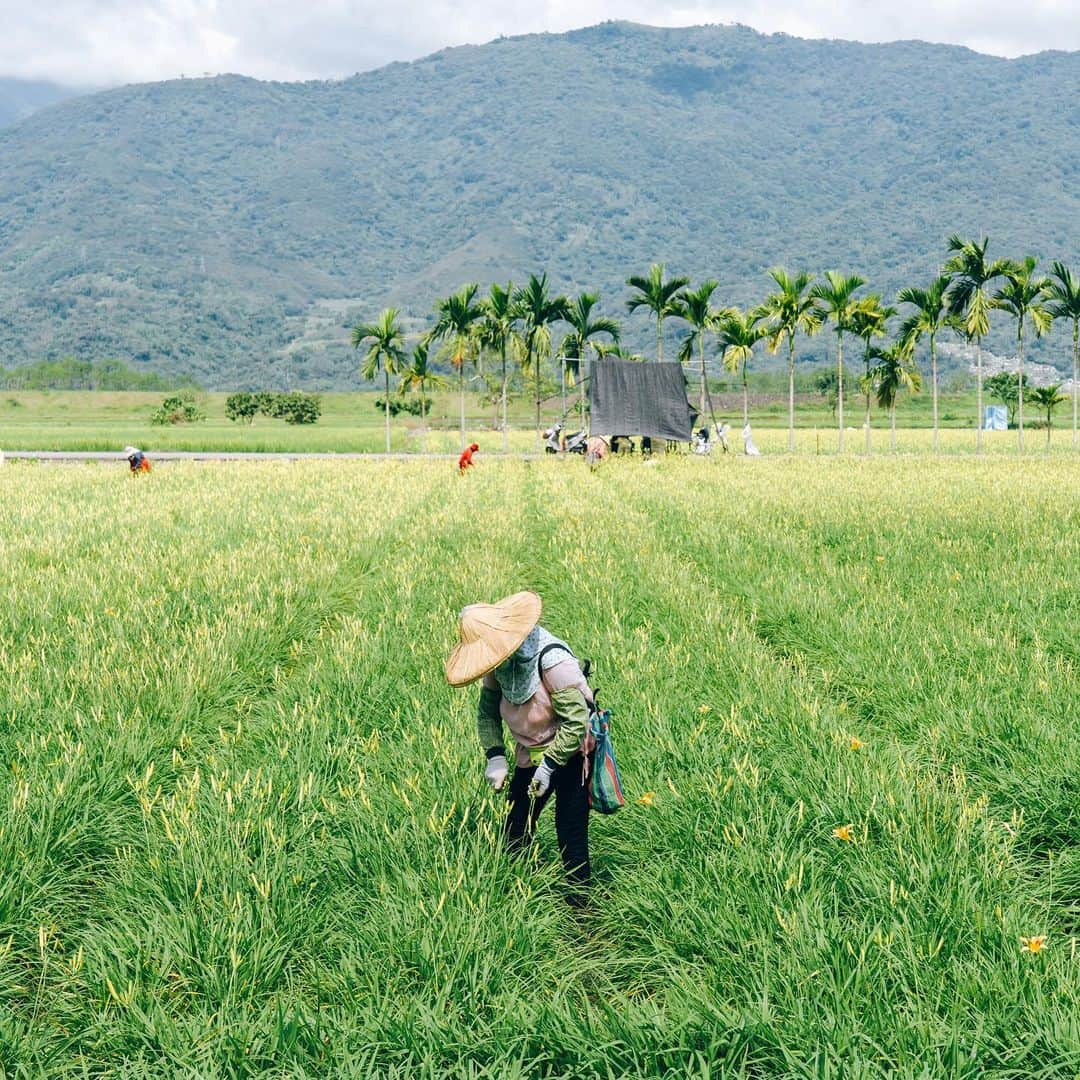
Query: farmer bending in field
123 446 151 474
458 442 479 474
446 591 593 907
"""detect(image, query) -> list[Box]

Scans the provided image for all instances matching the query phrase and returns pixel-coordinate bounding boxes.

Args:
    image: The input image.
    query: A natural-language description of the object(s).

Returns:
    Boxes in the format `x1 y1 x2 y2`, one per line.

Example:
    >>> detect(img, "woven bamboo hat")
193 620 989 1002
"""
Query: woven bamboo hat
445 591 542 687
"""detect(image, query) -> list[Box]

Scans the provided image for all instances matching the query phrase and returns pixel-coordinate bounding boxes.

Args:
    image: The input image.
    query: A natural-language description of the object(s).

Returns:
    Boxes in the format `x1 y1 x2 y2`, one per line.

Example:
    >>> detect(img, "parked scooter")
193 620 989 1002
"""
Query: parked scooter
563 428 588 454
543 423 588 455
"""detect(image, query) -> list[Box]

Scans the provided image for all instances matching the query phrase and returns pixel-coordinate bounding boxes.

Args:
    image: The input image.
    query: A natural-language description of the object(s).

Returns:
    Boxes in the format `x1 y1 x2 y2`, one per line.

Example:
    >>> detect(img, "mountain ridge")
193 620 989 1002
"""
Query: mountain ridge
0 77 88 128
0 22 1078 388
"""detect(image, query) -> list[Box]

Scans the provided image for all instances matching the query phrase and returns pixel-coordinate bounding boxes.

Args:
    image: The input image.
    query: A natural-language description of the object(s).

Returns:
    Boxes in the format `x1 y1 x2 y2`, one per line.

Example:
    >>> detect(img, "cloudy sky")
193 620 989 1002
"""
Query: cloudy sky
4 0 1078 86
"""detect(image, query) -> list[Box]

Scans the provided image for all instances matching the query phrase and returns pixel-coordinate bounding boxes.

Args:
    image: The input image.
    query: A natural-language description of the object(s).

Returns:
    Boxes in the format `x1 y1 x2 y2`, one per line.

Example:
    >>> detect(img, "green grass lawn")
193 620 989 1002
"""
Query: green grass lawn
1 456 1079 1075
4 387 1069 455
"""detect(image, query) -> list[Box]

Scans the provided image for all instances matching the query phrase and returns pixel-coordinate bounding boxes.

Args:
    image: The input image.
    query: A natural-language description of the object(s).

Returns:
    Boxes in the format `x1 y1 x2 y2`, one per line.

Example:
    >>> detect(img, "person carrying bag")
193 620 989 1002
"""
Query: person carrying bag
446 591 604 908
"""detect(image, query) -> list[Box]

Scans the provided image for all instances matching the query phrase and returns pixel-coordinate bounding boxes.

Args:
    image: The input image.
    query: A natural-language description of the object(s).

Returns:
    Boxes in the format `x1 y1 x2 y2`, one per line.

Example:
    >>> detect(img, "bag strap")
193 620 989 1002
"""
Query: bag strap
536 642 575 674
537 643 596 706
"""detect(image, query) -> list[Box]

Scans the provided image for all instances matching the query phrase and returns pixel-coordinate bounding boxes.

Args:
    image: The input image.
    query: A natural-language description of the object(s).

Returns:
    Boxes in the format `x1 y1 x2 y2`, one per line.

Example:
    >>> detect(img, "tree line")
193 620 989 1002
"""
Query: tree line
0 357 196 392
352 235 1080 453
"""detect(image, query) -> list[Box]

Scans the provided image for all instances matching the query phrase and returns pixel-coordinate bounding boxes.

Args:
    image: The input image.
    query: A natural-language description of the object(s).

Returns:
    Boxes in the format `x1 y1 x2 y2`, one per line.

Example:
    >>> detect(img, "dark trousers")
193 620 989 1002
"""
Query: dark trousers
505 753 590 898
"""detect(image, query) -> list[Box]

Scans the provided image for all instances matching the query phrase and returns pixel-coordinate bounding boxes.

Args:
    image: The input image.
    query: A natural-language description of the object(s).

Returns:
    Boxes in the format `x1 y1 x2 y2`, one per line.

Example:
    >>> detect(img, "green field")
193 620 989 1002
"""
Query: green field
5 387 1073 456
2 457 1080 1076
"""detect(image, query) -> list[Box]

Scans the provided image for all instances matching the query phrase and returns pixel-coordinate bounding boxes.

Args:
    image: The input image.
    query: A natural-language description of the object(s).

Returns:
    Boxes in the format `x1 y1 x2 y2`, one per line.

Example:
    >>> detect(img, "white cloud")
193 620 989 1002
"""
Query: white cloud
0 0 1076 86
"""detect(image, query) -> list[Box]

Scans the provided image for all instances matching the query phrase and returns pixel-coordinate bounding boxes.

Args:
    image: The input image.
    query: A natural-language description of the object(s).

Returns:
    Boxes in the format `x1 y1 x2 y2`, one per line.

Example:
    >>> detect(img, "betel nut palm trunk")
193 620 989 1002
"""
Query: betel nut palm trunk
384 369 391 453
931 332 939 453
581 348 589 432
1017 322 1025 454
976 338 983 455
788 337 796 453
534 347 542 451
864 345 872 456
459 364 466 452
420 378 428 453
500 351 508 454
1073 322 1079 451
837 332 845 452
700 336 708 427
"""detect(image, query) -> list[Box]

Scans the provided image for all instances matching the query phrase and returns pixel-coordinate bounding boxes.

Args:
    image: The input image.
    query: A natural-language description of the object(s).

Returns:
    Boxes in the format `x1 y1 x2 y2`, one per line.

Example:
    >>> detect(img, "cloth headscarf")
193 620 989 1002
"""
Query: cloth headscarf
492 625 572 704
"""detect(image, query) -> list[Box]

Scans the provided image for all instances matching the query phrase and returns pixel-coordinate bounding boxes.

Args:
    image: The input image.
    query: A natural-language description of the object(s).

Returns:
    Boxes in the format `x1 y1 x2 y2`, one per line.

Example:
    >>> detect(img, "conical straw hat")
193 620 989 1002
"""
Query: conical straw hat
445 591 542 687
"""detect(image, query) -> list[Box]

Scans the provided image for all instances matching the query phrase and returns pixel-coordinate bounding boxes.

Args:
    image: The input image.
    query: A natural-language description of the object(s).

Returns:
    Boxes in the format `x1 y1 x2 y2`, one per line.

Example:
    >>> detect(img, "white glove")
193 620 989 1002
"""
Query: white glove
529 758 556 799
484 754 509 791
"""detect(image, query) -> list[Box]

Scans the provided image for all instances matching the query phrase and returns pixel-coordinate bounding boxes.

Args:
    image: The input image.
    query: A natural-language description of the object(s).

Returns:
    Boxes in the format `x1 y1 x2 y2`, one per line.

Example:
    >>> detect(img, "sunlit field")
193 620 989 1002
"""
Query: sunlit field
2 456 1079 1076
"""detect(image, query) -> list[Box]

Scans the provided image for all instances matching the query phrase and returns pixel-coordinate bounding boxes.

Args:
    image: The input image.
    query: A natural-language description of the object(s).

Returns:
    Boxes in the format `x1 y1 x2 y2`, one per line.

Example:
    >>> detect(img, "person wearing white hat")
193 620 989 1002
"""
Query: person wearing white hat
446 591 594 905
123 446 151 473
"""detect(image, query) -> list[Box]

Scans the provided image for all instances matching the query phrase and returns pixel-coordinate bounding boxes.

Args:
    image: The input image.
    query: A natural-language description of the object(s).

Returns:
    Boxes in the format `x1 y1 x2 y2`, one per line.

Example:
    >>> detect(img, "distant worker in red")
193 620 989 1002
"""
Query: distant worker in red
458 442 479 474
123 446 151 474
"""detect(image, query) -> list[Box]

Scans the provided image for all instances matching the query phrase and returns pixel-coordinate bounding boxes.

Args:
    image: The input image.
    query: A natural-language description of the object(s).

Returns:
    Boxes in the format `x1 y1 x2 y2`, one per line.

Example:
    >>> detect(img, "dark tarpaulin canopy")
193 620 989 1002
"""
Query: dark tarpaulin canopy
588 360 698 442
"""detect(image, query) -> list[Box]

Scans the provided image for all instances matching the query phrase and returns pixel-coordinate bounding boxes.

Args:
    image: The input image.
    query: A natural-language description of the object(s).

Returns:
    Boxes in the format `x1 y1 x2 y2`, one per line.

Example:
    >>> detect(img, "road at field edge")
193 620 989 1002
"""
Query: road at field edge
0 450 549 462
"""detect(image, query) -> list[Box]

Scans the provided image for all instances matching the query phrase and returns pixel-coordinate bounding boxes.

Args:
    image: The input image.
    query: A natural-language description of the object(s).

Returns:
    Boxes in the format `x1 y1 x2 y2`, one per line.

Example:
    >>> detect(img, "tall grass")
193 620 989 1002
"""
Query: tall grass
0 457 1078 1076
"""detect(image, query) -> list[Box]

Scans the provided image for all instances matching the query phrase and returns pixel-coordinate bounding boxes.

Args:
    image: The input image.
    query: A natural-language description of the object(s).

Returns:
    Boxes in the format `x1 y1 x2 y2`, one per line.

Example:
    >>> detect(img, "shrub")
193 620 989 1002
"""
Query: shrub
272 391 322 425
374 396 430 418
151 393 206 425
374 396 405 418
227 391 321 424
255 391 281 416
225 392 259 423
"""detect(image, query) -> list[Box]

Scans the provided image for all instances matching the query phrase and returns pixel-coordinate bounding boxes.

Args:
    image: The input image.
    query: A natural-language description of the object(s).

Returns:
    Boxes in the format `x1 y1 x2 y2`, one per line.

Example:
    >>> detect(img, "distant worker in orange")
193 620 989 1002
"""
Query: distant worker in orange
123 446 151 474
458 442 479 474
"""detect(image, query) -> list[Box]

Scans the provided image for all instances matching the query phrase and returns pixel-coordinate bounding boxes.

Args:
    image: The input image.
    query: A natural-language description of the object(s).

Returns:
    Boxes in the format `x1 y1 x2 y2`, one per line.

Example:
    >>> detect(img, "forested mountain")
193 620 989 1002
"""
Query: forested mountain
0 23 1077 388
0 78 84 128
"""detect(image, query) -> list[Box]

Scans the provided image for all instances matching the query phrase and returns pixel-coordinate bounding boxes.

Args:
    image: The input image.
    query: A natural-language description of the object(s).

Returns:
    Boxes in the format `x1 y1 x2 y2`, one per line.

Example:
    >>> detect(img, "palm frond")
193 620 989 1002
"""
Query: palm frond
625 263 689 315
1047 261 1080 320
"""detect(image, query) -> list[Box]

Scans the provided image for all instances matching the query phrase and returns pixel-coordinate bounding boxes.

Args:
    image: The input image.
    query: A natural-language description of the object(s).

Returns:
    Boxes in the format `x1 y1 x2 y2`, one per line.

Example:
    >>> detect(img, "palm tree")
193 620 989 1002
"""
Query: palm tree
759 269 821 453
1046 262 1080 450
716 307 768 427
513 274 570 446
397 340 448 452
352 307 406 453
675 280 728 424
1029 384 1067 448
992 256 1052 452
594 341 640 361
560 292 620 430
626 263 689 362
868 340 922 450
430 283 484 450
811 271 866 451
478 282 518 453
944 235 1014 454
897 274 951 453
849 295 895 454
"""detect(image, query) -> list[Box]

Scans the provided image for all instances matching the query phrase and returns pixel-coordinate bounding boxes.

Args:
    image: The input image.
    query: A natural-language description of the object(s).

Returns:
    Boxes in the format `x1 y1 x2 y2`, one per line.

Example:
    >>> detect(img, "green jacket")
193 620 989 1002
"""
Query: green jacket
477 683 590 767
